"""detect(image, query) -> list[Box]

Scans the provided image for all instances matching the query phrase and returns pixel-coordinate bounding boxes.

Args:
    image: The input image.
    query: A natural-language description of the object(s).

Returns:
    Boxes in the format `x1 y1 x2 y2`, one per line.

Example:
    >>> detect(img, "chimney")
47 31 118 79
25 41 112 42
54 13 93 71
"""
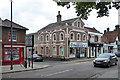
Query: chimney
115 25 119 30
107 27 109 32
104 30 106 34
57 11 61 25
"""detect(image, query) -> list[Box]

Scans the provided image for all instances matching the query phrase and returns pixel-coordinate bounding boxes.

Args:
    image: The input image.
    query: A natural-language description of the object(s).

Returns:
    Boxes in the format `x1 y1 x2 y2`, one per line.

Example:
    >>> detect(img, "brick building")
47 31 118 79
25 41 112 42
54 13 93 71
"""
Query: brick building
102 25 120 53
0 18 28 65
37 11 88 60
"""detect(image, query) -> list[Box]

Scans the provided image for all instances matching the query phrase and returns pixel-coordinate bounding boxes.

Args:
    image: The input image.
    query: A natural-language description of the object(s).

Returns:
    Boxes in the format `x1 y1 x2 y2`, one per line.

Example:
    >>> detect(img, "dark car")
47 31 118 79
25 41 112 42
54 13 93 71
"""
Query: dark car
28 54 43 62
115 52 120 57
93 53 118 67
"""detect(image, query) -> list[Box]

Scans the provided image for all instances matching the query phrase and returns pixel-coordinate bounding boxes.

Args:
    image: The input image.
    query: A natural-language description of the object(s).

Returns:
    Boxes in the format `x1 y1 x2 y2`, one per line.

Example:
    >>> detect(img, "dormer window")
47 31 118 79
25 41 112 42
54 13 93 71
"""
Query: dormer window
77 22 81 27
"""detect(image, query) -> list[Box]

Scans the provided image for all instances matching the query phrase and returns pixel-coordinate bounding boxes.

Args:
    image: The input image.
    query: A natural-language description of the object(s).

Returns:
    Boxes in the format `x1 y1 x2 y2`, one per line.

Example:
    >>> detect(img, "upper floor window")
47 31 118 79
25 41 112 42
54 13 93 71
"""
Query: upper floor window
95 36 98 42
88 34 91 41
77 33 81 41
70 33 74 40
77 22 81 27
46 34 49 42
83 34 86 41
41 35 44 42
9 30 17 41
53 33 57 41
60 33 64 41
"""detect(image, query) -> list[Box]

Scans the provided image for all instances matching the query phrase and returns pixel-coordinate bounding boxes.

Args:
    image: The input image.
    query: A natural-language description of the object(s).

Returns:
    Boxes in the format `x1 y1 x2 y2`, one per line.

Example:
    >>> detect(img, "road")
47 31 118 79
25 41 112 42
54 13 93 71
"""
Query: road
2 58 119 79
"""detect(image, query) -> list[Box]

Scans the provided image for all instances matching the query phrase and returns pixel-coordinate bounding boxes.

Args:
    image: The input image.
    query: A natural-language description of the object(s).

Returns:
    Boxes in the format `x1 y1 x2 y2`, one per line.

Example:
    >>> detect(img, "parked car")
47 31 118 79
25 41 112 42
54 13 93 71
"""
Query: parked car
28 54 43 62
115 52 120 57
93 53 118 67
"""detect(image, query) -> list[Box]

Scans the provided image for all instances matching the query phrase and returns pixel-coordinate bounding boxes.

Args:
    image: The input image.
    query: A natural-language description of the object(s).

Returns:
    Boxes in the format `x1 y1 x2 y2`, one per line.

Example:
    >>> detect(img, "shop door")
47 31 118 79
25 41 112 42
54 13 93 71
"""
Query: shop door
20 48 24 62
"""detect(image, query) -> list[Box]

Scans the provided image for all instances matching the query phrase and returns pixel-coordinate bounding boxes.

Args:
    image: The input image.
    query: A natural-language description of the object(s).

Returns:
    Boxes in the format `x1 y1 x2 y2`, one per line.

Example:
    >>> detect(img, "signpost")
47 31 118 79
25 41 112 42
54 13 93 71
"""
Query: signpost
26 34 34 68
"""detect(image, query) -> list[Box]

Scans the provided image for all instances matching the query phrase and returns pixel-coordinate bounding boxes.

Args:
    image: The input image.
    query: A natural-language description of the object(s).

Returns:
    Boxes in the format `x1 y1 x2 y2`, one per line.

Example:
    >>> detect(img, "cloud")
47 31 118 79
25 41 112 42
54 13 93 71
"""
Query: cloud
0 0 118 34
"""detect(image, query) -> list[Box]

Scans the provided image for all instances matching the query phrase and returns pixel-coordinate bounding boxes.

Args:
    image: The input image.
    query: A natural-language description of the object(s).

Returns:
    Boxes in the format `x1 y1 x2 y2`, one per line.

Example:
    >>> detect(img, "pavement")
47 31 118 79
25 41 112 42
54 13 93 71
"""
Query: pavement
1 58 95 74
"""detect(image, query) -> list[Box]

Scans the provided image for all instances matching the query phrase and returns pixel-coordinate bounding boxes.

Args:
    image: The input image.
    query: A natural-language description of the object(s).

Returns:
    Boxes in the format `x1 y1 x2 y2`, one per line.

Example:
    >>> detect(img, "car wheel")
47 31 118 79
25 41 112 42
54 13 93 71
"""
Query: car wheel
94 65 97 67
115 62 117 65
107 63 110 68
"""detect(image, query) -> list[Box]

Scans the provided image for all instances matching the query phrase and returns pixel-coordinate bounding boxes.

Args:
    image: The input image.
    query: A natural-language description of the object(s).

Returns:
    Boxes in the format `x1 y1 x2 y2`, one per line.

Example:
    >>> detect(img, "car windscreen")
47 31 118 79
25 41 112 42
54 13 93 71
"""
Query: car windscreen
97 54 110 58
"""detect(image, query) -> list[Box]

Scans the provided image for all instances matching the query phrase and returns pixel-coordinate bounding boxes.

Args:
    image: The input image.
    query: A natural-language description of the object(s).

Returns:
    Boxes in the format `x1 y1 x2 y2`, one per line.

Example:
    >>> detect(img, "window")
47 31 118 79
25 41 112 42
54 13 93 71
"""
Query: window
9 30 17 41
77 22 81 27
46 47 49 55
53 33 56 41
53 47 56 56
83 34 86 41
60 33 64 41
4 48 20 61
70 33 74 40
41 35 44 42
77 33 81 41
95 36 98 42
46 34 49 42
60 47 64 56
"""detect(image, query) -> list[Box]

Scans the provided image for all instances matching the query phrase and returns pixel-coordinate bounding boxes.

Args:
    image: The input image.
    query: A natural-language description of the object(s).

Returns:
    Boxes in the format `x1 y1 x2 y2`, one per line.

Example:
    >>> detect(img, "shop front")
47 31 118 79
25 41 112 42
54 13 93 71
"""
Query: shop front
69 42 88 58
88 42 103 58
2 43 25 65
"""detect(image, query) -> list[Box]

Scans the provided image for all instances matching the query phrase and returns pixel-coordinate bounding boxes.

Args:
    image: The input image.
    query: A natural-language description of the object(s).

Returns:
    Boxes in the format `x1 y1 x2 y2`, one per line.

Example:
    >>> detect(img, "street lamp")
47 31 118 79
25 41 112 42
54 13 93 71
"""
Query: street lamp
10 0 13 70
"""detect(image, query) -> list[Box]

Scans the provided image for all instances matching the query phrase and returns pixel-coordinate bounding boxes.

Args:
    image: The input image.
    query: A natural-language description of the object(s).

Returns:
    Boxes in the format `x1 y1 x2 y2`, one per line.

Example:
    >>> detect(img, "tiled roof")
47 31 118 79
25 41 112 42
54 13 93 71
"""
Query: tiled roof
40 17 84 31
84 26 102 34
102 28 120 43
2 19 29 30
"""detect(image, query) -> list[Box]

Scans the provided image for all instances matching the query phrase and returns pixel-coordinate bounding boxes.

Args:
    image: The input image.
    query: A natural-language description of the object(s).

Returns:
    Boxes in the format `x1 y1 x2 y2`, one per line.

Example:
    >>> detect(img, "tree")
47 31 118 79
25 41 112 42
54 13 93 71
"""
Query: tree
54 0 120 20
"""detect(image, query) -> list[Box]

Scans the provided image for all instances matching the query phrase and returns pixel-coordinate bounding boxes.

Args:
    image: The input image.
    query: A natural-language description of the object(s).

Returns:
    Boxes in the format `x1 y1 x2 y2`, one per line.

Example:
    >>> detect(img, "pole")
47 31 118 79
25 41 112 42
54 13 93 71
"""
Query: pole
10 0 13 70
31 35 34 68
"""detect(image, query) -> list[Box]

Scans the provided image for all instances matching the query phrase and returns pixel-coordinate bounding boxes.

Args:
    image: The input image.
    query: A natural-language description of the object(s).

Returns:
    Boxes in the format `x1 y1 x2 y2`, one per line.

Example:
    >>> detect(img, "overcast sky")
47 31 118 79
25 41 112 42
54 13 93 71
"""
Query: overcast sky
0 0 118 34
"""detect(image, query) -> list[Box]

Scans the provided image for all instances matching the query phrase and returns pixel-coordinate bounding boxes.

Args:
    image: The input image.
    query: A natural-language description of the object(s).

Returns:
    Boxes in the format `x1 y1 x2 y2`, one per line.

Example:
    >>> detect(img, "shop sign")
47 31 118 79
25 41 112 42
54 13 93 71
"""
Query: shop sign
69 54 76 58
70 42 87 48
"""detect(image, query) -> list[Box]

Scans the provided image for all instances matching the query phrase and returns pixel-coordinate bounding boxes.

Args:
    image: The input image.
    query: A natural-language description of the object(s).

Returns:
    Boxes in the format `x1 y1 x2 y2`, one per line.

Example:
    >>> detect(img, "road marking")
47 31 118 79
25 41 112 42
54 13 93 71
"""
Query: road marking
41 69 72 77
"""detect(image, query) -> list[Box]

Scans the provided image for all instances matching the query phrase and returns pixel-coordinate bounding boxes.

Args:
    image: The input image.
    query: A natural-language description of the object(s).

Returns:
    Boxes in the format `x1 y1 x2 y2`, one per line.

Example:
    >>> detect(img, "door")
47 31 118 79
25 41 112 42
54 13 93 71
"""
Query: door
20 48 24 62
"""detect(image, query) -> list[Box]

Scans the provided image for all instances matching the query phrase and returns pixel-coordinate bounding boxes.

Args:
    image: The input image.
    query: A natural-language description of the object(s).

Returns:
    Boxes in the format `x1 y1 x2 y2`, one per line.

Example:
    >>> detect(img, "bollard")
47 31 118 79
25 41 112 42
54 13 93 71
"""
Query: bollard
24 60 27 68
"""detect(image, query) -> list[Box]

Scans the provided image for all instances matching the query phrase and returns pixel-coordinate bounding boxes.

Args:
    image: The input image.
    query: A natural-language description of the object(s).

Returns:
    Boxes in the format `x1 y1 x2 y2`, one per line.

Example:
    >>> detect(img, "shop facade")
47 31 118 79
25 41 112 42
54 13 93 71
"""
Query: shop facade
0 18 28 65
70 42 88 58
2 44 25 65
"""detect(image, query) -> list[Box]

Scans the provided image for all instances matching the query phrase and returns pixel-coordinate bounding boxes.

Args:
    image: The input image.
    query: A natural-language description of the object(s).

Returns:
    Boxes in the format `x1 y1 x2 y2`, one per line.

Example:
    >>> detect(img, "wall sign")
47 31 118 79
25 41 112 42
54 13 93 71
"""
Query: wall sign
70 42 88 48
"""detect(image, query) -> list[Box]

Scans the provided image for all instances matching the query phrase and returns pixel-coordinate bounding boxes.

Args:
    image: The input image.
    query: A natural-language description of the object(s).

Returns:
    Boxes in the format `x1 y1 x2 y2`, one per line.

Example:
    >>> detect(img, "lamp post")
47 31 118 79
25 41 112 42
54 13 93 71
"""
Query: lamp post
10 0 13 70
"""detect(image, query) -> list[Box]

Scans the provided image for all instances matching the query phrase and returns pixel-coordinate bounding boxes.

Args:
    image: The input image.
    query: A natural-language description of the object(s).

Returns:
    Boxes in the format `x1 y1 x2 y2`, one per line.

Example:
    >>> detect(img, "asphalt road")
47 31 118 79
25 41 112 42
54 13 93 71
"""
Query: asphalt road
2 58 119 79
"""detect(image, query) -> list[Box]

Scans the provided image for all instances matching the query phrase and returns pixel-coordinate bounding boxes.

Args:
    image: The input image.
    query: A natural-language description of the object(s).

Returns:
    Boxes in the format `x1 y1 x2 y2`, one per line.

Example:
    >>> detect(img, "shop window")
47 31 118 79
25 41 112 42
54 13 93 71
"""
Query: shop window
46 34 49 42
60 47 64 56
46 47 49 55
53 47 56 56
70 33 74 40
9 30 17 41
60 33 64 41
41 47 43 54
4 48 20 61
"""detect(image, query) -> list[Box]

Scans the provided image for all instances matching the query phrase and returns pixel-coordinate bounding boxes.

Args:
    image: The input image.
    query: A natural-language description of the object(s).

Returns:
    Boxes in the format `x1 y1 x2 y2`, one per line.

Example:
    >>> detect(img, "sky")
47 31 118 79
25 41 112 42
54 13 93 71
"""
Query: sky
0 0 118 34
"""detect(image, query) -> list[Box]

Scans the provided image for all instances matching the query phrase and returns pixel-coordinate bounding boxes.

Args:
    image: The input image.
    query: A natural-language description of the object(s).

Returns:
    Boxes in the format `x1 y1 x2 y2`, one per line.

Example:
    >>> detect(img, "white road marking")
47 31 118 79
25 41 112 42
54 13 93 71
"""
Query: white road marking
41 69 72 77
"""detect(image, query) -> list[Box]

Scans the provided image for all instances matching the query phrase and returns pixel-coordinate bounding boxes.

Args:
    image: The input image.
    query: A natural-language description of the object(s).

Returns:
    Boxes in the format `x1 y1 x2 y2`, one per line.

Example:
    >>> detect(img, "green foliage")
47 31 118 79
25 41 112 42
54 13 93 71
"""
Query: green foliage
56 1 120 20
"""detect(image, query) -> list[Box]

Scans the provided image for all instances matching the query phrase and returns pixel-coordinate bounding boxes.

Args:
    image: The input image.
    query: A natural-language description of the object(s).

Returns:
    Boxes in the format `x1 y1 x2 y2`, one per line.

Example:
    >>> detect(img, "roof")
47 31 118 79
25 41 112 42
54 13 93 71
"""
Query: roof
40 17 84 31
102 27 120 43
2 19 29 30
84 27 102 34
